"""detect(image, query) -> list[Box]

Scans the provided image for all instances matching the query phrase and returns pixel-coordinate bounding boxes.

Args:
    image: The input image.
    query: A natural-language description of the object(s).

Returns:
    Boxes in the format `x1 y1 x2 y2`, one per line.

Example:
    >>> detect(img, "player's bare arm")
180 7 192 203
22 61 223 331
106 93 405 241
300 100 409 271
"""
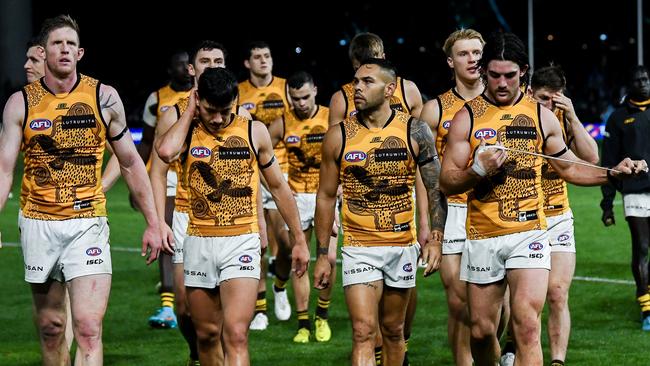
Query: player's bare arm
0 92 25 212
328 90 346 126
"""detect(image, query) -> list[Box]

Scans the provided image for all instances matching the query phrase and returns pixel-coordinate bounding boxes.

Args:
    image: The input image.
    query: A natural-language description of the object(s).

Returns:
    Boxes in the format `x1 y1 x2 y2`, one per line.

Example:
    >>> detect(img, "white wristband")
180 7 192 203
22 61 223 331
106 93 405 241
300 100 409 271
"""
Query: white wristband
471 145 489 177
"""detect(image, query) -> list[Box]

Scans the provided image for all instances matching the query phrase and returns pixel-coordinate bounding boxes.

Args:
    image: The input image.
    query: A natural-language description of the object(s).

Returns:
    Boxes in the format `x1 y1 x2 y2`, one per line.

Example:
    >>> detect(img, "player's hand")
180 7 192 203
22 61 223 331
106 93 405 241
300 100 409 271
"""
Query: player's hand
611 158 649 178
602 208 615 226
161 221 175 255
313 255 332 289
142 224 162 265
291 238 310 278
552 92 577 121
472 139 507 177
420 230 443 277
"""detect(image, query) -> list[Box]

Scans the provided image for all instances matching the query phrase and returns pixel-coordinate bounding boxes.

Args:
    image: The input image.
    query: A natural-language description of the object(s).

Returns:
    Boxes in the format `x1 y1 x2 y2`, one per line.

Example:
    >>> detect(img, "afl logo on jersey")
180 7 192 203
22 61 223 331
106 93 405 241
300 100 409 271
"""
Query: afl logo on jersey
474 128 497 140
528 242 544 251
239 255 253 263
442 121 451 130
345 151 367 162
86 247 102 256
29 119 52 131
190 147 211 158
242 102 255 110
349 110 358 117
286 135 300 144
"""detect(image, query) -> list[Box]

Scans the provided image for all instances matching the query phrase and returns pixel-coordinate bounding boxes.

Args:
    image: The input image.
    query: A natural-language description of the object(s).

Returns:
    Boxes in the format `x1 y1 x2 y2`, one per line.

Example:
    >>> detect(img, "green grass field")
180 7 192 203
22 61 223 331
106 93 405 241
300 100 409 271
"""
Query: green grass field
1 167 648 365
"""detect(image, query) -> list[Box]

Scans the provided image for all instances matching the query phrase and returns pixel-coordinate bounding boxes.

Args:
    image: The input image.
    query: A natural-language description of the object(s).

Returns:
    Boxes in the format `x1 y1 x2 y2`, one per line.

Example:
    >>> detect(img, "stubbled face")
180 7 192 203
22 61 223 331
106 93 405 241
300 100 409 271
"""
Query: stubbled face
532 87 559 111
448 38 482 82
44 26 83 78
485 60 526 106
197 97 234 135
288 82 317 119
25 45 45 83
629 70 650 100
353 64 394 112
189 48 226 82
245 47 272 78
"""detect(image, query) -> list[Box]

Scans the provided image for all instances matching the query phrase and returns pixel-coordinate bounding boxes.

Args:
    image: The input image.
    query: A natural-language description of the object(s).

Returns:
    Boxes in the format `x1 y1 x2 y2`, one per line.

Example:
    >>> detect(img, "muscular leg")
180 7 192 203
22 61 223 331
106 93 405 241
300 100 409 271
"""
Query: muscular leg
173 264 202 362
187 286 222 366
627 217 650 297
467 280 506 366
507 269 549 366
220 278 258 366
68 274 111 366
345 280 383 366
380 286 411 366
440 254 472 366
547 252 575 362
293 228 311 329
158 197 175 300
31 280 71 366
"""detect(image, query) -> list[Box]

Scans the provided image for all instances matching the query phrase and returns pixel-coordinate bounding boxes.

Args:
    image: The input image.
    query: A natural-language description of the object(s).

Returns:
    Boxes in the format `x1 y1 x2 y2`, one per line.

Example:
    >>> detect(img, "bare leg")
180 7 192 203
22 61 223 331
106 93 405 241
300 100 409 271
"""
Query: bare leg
187 286 222 366
380 286 411 366
345 281 383 366
31 280 71 366
440 254 472 365
220 278 258 366
547 252 575 362
467 280 506 366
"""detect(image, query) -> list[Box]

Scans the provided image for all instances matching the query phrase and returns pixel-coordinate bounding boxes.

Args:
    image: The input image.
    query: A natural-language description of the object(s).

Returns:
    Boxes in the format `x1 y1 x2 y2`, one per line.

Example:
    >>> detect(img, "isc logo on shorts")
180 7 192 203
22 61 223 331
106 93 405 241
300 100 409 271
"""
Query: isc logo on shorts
86 247 102 256
345 151 367 162
239 255 253 263
30 119 52 131
191 147 211 158
403 263 413 272
528 242 544 251
242 102 255 110
474 128 497 140
442 121 451 130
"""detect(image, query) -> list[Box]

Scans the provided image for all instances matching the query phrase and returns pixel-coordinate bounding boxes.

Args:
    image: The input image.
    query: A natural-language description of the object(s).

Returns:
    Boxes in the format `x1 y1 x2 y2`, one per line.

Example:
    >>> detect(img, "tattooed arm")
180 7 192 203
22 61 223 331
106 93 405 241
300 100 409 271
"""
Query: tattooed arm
100 84 165 263
410 118 447 276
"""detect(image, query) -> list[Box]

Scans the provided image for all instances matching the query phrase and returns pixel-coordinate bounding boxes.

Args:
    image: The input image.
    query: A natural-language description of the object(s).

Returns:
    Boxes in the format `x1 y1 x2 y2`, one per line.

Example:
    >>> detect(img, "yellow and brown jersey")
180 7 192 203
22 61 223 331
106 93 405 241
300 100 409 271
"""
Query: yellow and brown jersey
20 74 107 220
156 84 191 120
466 93 546 239
435 88 469 205
283 106 329 193
238 77 289 174
185 114 259 237
338 110 417 247
340 76 410 120
542 108 570 217
173 98 242 213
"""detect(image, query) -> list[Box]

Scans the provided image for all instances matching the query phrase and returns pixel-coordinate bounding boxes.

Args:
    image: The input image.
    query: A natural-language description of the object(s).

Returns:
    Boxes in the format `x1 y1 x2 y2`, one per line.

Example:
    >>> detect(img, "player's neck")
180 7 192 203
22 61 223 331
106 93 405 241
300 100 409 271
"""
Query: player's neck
455 77 483 100
250 73 273 88
43 69 78 94
359 103 392 129
170 79 192 92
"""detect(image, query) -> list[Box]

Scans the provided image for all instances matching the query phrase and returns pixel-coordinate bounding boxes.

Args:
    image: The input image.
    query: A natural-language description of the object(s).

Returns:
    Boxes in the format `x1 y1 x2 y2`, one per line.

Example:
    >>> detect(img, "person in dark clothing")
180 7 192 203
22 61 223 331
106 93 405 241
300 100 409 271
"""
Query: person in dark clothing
600 65 650 331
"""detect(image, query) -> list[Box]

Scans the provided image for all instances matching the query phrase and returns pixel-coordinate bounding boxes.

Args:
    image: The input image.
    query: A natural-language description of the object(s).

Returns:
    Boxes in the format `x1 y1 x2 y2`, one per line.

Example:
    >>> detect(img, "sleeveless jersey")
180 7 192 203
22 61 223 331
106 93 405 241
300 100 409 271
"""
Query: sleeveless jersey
340 76 410 119
156 84 191 120
435 88 469 204
542 109 571 217
466 93 547 239
283 106 329 193
185 114 259 237
339 110 417 247
238 76 289 174
21 74 107 220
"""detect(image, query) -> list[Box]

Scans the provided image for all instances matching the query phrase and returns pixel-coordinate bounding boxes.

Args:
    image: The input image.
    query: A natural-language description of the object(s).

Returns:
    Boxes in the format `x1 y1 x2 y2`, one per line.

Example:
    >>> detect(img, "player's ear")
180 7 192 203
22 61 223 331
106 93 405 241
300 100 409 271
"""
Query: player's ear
77 47 84 61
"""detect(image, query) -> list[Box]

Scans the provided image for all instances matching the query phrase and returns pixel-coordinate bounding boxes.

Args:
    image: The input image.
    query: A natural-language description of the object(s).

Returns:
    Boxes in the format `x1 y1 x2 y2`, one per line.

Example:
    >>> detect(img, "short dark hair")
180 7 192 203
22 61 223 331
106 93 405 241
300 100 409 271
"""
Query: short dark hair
197 67 239 108
287 71 314 89
531 65 566 92
349 33 384 63
27 35 43 49
38 14 80 46
480 32 530 86
628 65 649 85
189 40 227 66
245 41 271 60
358 58 397 82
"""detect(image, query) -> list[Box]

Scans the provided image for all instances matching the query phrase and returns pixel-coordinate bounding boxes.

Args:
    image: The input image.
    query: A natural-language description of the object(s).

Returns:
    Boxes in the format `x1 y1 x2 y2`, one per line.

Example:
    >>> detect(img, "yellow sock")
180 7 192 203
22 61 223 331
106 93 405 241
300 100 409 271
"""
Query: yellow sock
375 346 382 365
637 293 650 314
255 291 267 314
274 277 288 290
316 297 330 319
404 337 409 352
161 292 174 309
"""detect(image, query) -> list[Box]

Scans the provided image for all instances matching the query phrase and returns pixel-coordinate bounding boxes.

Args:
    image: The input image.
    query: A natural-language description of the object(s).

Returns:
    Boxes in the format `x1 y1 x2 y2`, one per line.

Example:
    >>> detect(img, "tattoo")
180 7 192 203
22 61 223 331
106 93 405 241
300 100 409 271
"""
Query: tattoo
100 91 117 112
410 118 447 232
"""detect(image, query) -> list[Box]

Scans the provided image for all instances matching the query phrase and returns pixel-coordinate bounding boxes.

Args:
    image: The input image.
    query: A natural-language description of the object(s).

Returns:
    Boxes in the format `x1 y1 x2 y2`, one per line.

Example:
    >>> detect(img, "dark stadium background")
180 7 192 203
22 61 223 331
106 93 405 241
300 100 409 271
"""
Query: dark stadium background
0 0 646 128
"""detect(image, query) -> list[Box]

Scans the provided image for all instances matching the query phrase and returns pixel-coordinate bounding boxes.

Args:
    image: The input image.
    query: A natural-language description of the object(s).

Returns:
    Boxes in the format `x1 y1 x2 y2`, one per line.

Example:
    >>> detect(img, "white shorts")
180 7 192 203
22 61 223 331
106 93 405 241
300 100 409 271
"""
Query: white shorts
341 244 421 288
285 193 316 231
166 170 178 197
19 214 112 283
547 210 575 253
183 233 261 288
262 173 288 210
623 193 650 217
460 230 550 284
172 210 189 264
443 204 467 255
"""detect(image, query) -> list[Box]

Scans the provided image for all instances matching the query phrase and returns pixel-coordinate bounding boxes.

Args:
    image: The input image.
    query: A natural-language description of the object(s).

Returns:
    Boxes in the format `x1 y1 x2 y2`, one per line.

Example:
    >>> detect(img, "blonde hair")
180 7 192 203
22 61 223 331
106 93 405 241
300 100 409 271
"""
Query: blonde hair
349 32 384 62
442 29 484 57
